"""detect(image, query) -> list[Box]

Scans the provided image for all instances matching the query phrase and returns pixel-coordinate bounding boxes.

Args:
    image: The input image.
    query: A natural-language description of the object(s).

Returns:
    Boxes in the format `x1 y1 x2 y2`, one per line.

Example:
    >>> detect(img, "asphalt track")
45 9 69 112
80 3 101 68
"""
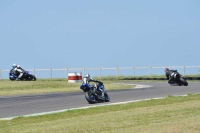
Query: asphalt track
0 82 200 120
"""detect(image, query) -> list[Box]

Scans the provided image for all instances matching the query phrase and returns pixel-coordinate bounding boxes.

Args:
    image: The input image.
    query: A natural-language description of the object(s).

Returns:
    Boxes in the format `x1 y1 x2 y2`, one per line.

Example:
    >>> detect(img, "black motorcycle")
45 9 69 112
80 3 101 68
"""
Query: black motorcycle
9 69 36 81
80 81 110 104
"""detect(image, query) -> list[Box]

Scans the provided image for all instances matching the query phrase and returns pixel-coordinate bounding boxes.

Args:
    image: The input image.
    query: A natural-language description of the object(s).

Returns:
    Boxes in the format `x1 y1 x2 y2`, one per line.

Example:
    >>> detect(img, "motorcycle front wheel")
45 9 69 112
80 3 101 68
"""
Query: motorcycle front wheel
104 92 110 102
85 91 96 104
26 74 36 81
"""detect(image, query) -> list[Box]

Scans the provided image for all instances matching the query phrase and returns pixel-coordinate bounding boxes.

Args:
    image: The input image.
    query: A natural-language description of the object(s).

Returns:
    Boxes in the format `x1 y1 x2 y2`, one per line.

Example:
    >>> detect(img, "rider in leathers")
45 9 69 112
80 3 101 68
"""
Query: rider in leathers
12 64 25 80
165 68 181 85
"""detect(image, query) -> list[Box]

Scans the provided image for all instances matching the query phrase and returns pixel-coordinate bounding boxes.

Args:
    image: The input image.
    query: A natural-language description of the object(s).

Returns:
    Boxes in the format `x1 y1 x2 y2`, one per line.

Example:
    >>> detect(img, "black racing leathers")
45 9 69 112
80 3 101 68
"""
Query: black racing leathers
90 79 103 84
82 77 102 85
165 70 180 85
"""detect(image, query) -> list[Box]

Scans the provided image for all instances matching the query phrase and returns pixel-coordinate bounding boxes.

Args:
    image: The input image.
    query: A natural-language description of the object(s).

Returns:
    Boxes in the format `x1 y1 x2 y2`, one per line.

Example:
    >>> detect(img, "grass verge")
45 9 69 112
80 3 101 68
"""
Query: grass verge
0 79 136 96
0 94 199 133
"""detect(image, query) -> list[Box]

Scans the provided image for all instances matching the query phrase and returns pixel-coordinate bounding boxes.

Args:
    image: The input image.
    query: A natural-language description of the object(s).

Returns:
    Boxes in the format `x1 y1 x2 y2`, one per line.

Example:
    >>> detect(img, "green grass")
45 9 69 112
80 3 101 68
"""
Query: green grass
0 79 136 96
0 94 199 133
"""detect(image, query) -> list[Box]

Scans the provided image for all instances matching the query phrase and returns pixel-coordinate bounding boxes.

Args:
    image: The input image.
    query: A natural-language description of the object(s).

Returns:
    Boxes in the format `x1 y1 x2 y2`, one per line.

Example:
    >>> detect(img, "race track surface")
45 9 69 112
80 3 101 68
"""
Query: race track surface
0 82 200 119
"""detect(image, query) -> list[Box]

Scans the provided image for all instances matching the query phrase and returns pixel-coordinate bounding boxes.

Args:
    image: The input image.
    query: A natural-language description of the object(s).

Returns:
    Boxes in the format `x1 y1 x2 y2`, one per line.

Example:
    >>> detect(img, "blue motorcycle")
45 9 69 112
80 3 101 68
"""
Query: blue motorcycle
80 81 110 104
9 69 36 81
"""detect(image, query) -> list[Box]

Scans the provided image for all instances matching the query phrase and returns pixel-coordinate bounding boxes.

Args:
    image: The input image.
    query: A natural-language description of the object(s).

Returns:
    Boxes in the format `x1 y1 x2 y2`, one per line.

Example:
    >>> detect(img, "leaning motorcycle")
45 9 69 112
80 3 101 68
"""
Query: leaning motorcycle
9 69 36 81
80 81 110 104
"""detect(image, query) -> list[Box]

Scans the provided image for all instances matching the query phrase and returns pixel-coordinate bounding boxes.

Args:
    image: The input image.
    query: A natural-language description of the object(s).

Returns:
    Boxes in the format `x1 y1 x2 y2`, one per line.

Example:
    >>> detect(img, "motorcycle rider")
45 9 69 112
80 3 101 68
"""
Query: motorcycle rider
165 68 181 85
12 64 25 80
82 73 104 95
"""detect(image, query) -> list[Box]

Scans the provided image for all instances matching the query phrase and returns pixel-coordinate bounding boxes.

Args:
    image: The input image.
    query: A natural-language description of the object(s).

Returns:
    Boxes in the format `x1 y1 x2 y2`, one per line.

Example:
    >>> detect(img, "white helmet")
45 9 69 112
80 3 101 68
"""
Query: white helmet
85 73 90 78
12 64 17 68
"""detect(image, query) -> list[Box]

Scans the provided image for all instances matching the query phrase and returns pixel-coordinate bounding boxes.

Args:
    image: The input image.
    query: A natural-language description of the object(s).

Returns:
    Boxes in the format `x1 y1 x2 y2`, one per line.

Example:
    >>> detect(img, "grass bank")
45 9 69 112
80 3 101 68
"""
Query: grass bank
0 79 136 96
0 94 199 133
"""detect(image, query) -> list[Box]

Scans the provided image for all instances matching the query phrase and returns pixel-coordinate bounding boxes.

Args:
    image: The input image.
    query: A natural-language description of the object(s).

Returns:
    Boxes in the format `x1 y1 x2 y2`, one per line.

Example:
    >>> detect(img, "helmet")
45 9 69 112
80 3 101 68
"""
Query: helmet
165 68 169 73
12 64 17 68
85 73 90 78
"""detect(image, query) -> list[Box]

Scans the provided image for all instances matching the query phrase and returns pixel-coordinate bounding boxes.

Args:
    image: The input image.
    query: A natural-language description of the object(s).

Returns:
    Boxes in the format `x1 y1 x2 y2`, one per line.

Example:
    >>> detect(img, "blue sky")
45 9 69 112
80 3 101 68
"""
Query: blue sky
0 0 200 70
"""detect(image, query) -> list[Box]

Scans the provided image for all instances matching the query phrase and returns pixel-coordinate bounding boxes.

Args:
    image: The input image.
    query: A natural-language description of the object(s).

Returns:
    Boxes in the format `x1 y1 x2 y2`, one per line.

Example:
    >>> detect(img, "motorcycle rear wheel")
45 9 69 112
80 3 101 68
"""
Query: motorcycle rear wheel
180 77 188 86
